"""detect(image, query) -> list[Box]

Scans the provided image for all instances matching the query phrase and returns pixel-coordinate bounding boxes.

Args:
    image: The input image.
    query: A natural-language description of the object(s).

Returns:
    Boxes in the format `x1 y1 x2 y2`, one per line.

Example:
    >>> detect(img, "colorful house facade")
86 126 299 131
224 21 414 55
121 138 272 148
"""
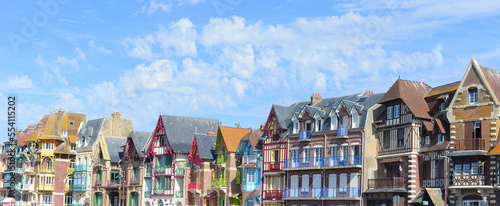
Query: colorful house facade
237 129 264 206
187 132 217 206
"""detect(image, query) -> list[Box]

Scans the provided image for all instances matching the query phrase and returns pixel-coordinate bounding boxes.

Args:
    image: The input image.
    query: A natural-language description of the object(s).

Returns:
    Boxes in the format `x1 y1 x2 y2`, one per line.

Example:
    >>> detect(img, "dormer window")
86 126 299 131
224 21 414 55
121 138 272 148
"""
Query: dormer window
305 121 312 131
69 120 74 126
387 106 393 119
394 105 400 118
440 102 446 111
330 115 337 130
315 119 321 132
63 131 67 137
469 88 478 104
352 113 359 128
293 121 299 134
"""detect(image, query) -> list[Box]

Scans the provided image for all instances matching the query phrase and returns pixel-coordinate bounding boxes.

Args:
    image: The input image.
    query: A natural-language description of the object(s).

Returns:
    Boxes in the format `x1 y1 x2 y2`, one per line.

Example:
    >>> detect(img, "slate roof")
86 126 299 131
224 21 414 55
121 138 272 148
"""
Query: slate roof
195 134 217 160
130 131 152 158
77 118 105 147
104 137 127 163
379 79 432 119
161 115 219 154
219 126 252 152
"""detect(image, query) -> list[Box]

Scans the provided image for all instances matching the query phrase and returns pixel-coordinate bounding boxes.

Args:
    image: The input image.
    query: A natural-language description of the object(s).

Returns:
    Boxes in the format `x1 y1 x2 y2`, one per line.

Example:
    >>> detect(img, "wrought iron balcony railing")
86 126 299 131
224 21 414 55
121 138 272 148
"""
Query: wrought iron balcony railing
283 187 361 198
188 182 201 190
211 178 227 187
298 130 311 141
336 126 349 137
454 139 486 151
368 177 404 189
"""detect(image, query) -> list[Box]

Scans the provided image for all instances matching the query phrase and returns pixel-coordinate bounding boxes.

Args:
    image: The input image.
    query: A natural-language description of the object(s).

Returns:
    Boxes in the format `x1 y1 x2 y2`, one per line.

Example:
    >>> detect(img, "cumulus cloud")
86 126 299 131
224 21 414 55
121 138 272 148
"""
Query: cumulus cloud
75 47 86 61
1 74 36 90
89 40 113 55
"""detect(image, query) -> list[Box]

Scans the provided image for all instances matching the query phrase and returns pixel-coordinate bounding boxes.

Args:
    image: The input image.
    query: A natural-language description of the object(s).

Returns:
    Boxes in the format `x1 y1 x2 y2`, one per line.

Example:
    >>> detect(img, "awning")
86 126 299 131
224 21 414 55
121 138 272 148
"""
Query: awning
204 190 217 199
409 189 425 204
423 121 434 132
426 188 444 206
379 157 403 164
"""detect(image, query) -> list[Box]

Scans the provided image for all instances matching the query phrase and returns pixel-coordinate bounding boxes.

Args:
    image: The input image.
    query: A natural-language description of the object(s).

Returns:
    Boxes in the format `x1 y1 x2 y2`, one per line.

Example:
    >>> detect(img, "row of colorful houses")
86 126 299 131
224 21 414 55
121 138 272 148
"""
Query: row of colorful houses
2 58 500 206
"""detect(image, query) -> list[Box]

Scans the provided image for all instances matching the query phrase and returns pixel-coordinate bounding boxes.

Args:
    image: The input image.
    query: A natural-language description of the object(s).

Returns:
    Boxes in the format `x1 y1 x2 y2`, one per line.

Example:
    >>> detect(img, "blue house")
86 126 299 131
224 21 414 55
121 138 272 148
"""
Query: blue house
236 129 264 206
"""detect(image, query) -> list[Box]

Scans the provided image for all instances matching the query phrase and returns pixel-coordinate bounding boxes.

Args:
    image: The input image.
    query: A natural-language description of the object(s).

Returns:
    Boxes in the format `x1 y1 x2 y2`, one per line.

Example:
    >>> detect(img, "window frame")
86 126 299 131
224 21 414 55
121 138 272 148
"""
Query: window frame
469 88 478 104
387 106 393 119
394 104 400 118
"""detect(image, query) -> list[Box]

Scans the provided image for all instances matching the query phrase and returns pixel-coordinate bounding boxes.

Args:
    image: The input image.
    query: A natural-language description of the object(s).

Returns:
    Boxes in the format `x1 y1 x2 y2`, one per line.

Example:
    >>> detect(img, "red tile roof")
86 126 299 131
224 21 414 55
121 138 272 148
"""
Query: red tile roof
379 79 432 119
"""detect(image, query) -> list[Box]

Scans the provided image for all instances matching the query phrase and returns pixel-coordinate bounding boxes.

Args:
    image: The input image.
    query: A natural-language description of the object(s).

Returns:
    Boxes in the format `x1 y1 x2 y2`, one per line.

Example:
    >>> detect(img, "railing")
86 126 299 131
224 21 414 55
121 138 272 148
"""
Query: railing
454 139 486 151
284 157 322 168
322 155 362 167
243 183 261 192
368 177 404 189
40 149 53 155
14 168 23 174
299 130 311 141
263 190 282 201
242 155 258 165
154 166 173 175
93 159 105 165
24 166 34 173
67 167 75 175
107 180 121 187
75 164 88 171
217 155 226 164
40 167 54 173
144 191 151 198
154 187 165 194
15 184 22 190
65 184 72 193
211 178 227 187
284 188 361 198
129 177 140 185
38 184 54 191
336 126 349 137
175 168 184 176
188 182 202 190
155 166 165 173
94 180 102 186
264 161 282 172
73 183 86 191
422 178 446 188
22 184 34 191
145 168 152 177
175 191 183 198
452 174 485 186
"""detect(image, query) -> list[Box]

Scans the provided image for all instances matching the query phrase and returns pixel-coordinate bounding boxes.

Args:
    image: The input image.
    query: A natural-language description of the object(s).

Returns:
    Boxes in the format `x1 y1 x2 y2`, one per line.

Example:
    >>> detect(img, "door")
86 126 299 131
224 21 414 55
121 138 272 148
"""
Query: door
342 115 348 128
290 175 299 197
328 174 337 197
302 174 309 196
349 173 359 197
339 173 347 197
312 174 321 197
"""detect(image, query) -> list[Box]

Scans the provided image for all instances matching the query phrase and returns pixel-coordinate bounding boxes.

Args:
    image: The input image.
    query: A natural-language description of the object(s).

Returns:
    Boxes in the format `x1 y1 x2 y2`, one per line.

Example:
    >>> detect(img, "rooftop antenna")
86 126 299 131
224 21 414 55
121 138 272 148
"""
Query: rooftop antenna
398 75 400 80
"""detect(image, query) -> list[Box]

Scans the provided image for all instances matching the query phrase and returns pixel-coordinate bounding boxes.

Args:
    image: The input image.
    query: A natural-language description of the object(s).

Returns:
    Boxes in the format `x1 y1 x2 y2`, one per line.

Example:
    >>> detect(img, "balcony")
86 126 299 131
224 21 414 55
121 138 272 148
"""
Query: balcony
65 184 72 193
175 168 184 176
284 157 322 169
454 139 486 151
422 178 446 188
322 155 362 167
40 167 54 173
175 191 183 198
154 166 173 175
38 184 54 191
129 177 140 185
211 178 227 188
75 164 88 171
14 168 23 174
40 149 54 156
145 168 152 177
188 182 201 191
73 183 86 192
67 167 75 175
242 155 258 165
452 174 486 186
144 191 151 198
298 130 311 141
93 159 105 166
263 190 282 201
15 184 22 190
336 126 349 138
107 180 121 188
155 166 165 173
264 161 282 172
283 188 361 198
24 166 34 173
243 183 261 192
94 180 102 186
22 184 34 191
217 155 226 165
368 177 404 189
154 187 165 195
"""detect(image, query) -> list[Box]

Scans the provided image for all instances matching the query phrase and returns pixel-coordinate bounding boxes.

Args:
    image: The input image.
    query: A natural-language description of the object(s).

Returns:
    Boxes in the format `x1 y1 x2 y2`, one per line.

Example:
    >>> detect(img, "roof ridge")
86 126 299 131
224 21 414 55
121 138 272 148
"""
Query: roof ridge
161 114 218 121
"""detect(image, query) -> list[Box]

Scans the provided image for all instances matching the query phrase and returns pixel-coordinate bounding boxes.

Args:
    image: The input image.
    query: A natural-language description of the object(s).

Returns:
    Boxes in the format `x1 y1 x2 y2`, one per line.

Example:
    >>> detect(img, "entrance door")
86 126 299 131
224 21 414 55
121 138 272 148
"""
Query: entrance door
109 192 119 206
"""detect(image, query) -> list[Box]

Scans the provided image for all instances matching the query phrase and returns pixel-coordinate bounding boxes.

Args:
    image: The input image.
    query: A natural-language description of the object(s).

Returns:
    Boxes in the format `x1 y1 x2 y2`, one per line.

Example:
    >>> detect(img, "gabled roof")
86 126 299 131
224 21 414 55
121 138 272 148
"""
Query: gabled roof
161 115 219 154
129 131 152 158
379 79 432 119
195 134 217 160
218 126 252 152
425 81 460 98
104 137 127 163
77 118 105 147
272 104 295 129
480 65 500 103
17 132 29 147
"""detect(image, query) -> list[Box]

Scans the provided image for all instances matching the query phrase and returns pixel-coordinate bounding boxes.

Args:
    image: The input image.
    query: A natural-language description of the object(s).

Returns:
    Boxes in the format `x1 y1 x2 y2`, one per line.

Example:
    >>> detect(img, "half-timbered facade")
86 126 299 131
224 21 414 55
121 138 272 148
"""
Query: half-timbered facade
237 129 264 206
186 133 217 206
143 115 219 206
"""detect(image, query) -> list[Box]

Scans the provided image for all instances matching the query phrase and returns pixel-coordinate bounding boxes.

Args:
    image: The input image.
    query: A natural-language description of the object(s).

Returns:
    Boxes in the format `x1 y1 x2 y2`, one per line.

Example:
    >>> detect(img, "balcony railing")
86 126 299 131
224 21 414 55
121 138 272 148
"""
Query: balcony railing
154 187 165 194
67 167 75 175
40 149 53 155
264 161 282 172
144 191 151 198
283 187 361 198
242 155 258 165
40 167 54 173
211 178 227 187
243 183 261 192
75 164 88 171
24 166 34 173
175 191 183 198
73 183 86 191
129 177 140 185
94 180 102 186
284 157 322 168
93 159 105 166
14 168 23 174
188 182 202 190
175 168 184 176
322 155 361 167
422 178 446 188
22 184 34 191
452 174 485 186
368 177 404 189
38 184 54 191
145 168 152 177
336 126 349 137
15 184 22 190
298 130 311 141
155 166 165 173
107 180 121 188
217 155 226 165
154 166 173 175
454 139 486 151
65 184 72 193
263 190 282 201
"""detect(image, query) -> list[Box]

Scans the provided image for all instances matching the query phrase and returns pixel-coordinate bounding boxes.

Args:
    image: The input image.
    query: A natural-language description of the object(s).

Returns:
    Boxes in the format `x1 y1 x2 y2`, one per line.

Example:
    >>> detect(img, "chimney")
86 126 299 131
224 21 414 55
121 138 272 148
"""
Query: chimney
58 108 65 118
207 130 216 135
311 93 322 106
112 112 121 136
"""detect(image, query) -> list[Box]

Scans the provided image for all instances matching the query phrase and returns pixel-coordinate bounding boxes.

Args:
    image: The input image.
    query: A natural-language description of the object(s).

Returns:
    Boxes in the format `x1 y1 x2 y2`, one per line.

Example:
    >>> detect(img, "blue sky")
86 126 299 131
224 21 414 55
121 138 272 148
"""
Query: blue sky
1 0 500 142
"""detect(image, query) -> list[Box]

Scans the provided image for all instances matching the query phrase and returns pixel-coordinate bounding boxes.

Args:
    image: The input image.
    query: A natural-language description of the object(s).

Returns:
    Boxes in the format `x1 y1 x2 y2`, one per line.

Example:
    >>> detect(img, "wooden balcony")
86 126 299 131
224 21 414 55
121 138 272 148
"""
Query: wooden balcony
211 178 227 188
129 177 140 185
38 184 54 191
368 177 404 189
67 168 75 175
453 139 486 151
40 167 54 173
40 149 54 156
452 174 487 186
188 182 201 191
263 190 282 201
65 184 72 193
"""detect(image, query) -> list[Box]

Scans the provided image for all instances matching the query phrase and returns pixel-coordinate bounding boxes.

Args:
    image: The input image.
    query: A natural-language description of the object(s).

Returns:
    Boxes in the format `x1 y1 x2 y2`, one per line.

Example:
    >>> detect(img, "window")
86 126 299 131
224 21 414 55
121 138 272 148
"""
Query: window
387 106 393 119
97 170 101 181
44 193 52 204
71 144 76 151
305 121 312 131
440 102 446 111
472 162 478 175
315 147 323 165
438 134 445 143
383 130 390 149
397 129 404 147
331 146 338 158
315 119 320 132
455 164 462 175
469 88 478 104
65 195 72 204
425 136 430 145
160 136 167 146
463 163 470 175
293 121 299 134
352 113 359 128
165 176 171 189
474 122 481 139
394 104 400 118
248 169 255 183
272 150 280 162
63 131 67 137
342 146 349 161
330 115 337 130
69 120 74 126
111 170 120 181
304 148 310 160
81 137 86 146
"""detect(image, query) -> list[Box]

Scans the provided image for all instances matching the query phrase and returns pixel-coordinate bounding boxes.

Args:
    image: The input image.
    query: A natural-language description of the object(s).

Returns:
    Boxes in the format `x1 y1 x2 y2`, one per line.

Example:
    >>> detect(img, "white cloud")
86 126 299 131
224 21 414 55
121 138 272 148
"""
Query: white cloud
89 40 113 55
75 47 86 61
53 56 79 70
1 74 36 90
123 35 157 60
142 0 171 16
